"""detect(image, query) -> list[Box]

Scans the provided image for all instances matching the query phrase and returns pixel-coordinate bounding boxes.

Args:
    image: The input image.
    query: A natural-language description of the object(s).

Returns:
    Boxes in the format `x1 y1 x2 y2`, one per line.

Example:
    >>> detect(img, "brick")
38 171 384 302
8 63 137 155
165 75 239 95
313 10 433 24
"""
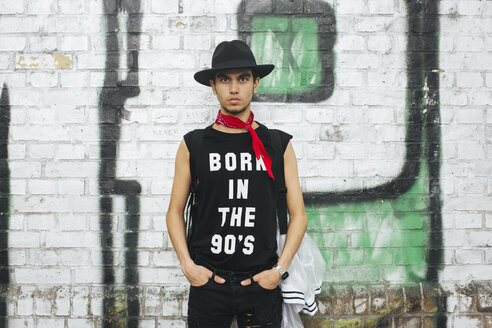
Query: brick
477 287 492 312
442 265 492 281
337 35 365 51
17 286 36 315
60 36 89 51
151 0 179 13
0 53 9 69
367 35 392 52
337 53 381 69
143 286 162 315
456 36 484 52
440 89 468 106
9 162 42 178
10 319 35 328
10 250 27 265
89 286 104 316
72 268 101 284
152 71 181 87
455 249 484 264
58 0 85 14
55 286 71 315
465 54 492 70
182 0 213 14
486 316 492 328
395 317 421 327
153 250 180 267
28 179 56 195
455 212 483 228
34 287 56 315
457 1 484 15
45 162 98 178
486 213 492 229
45 231 98 248
306 107 334 123
454 316 482 328
457 72 484 88
336 0 365 14
470 231 492 247
355 17 404 33
455 108 484 124
29 35 57 52
0 17 42 33
28 144 56 159
10 179 26 195
67 319 95 328
307 143 335 160
72 286 89 316
139 232 165 248
336 70 363 87
58 179 85 195
60 72 89 87
15 268 71 284
457 144 485 160
470 90 492 105
25 214 56 230
55 144 85 159
0 36 27 51
157 319 186 327
369 0 393 14
26 0 57 14
487 73 492 87
0 0 24 13
59 250 91 266
16 53 73 70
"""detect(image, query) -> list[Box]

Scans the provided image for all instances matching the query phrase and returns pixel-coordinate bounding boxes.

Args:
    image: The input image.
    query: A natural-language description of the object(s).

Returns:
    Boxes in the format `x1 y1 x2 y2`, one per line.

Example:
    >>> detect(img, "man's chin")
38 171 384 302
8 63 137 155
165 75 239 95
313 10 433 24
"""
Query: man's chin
222 105 248 115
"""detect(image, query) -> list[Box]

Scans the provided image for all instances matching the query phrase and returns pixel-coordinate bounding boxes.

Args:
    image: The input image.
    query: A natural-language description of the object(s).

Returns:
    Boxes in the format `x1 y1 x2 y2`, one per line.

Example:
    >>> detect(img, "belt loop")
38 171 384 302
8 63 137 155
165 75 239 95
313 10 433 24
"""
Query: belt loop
211 270 216 281
248 274 255 284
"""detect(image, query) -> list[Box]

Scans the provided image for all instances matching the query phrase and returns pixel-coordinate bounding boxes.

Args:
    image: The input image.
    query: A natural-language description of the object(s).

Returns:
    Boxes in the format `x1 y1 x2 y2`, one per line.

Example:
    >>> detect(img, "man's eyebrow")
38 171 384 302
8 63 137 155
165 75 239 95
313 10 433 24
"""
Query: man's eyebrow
216 72 229 79
239 72 252 78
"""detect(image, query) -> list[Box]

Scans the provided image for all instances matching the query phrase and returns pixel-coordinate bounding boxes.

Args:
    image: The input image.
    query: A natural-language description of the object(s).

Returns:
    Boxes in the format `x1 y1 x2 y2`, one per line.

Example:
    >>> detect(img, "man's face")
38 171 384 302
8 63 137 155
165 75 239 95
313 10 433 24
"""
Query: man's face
210 68 260 115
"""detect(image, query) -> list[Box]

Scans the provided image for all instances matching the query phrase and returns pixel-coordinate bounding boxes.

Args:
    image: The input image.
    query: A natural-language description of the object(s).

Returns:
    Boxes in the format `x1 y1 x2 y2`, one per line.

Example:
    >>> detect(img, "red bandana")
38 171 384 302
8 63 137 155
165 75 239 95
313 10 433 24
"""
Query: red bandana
215 110 275 179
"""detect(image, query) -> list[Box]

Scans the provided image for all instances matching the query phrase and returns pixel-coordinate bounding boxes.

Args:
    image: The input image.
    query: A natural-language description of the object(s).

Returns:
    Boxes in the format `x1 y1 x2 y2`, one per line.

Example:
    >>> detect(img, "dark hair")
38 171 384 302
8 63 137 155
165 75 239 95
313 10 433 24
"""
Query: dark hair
211 68 260 84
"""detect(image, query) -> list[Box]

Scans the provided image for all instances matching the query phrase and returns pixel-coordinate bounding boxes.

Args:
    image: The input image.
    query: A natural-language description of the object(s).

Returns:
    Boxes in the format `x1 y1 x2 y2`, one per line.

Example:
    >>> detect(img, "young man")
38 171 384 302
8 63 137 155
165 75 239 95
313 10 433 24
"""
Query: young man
166 40 307 327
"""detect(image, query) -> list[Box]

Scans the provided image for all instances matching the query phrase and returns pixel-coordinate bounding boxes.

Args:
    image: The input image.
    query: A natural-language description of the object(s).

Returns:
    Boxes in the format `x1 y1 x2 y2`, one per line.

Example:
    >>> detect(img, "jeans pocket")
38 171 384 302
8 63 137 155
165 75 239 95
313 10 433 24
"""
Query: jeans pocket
254 281 276 291
193 277 213 289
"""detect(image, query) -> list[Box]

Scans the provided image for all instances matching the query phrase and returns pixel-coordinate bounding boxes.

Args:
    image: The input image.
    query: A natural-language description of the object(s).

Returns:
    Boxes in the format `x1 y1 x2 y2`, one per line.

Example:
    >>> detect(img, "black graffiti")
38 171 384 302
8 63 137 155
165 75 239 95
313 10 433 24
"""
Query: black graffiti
238 0 336 103
0 84 10 327
98 1 142 327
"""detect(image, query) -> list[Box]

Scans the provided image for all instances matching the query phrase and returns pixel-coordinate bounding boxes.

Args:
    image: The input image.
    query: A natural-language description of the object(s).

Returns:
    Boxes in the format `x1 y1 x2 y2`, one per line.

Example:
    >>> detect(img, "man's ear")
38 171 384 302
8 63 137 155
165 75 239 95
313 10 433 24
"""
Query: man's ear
253 77 260 93
210 79 216 95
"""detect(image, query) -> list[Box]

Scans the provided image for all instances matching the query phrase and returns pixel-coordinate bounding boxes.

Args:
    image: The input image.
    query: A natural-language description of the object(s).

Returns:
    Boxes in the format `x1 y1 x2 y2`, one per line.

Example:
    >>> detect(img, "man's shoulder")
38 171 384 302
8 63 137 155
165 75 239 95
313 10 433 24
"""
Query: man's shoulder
183 126 210 150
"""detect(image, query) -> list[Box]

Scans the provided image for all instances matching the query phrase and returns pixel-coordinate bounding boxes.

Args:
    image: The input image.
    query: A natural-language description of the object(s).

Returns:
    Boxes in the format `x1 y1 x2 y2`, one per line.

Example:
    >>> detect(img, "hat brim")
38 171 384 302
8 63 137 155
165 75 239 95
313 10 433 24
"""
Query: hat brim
194 63 275 86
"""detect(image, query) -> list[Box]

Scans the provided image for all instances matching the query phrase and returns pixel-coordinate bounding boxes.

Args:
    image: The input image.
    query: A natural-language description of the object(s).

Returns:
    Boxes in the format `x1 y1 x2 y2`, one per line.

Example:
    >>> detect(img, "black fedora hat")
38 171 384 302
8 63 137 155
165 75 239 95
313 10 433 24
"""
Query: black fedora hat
194 40 275 86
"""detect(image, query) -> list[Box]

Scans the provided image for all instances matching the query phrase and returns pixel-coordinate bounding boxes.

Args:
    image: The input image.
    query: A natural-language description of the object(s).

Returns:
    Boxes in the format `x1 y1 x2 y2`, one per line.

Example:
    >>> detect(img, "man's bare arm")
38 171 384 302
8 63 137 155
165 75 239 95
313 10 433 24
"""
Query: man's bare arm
166 139 224 286
277 141 308 271
242 141 307 288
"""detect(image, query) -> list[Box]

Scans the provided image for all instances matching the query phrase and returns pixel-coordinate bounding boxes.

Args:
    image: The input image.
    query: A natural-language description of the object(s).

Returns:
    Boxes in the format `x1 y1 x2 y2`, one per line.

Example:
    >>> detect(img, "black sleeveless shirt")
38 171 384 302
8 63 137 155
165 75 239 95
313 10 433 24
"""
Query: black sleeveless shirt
184 123 292 273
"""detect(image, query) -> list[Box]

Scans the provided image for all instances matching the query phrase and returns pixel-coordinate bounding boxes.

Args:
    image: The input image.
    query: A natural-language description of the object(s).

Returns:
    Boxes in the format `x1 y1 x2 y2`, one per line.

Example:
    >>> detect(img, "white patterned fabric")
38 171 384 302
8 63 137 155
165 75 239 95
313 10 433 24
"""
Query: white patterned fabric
276 229 326 327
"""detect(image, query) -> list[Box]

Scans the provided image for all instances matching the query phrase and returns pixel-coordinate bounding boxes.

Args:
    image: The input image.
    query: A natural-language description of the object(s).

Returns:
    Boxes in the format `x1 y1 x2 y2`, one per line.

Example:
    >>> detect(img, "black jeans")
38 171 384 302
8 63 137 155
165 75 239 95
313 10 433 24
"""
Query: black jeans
187 265 283 328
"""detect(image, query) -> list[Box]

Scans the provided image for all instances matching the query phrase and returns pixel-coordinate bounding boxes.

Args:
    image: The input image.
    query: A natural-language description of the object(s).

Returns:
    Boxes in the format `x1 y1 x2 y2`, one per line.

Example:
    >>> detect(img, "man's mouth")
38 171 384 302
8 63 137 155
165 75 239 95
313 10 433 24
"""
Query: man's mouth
229 98 240 104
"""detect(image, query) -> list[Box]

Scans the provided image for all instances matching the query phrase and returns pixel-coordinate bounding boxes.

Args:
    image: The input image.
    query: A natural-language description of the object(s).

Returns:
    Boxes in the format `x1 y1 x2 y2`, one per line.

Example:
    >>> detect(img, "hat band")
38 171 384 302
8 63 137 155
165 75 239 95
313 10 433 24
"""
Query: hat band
211 59 258 71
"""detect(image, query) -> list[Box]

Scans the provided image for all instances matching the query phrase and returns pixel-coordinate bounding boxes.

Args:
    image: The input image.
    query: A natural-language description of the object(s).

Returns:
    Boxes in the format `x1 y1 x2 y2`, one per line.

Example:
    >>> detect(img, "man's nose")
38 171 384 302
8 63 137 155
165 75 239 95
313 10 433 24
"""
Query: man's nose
229 80 239 93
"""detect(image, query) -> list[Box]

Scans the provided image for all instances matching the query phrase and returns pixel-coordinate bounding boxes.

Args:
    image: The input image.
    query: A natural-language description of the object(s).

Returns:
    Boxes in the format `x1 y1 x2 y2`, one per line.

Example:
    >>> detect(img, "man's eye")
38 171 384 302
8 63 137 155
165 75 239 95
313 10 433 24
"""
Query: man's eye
240 77 248 82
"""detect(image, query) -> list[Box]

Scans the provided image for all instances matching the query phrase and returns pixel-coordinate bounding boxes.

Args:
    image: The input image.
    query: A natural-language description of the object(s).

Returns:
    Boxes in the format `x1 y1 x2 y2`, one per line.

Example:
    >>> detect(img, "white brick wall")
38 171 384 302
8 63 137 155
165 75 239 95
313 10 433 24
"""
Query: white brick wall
1 0 491 326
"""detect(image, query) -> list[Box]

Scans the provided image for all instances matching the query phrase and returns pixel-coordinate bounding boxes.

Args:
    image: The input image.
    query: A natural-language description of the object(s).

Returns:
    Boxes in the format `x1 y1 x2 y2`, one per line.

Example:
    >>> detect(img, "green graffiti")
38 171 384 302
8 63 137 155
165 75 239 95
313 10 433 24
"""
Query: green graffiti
307 154 431 284
250 16 322 94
